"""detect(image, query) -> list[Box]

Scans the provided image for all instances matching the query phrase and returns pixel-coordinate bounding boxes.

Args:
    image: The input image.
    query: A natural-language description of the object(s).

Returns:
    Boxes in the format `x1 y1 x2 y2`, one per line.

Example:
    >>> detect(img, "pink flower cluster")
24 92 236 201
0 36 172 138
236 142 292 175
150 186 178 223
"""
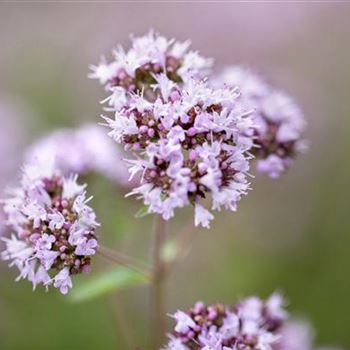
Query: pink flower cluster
92 32 307 226
214 66 307 178
25 124 131 188
1 161 99 294
164 294 337 350
89 29 212 97
91 32 256 228
164 293 287 350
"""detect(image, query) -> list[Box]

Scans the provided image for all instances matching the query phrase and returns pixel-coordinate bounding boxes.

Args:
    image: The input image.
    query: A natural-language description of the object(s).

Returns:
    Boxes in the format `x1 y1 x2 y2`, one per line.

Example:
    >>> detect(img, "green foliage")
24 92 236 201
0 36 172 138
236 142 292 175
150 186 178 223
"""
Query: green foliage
68 267 149 303
134 206 151 219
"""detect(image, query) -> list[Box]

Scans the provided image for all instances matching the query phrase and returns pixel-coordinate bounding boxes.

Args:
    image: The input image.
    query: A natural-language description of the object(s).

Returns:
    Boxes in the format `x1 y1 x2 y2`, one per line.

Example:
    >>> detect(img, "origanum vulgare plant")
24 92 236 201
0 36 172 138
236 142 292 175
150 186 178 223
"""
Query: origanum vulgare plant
3 31 337 350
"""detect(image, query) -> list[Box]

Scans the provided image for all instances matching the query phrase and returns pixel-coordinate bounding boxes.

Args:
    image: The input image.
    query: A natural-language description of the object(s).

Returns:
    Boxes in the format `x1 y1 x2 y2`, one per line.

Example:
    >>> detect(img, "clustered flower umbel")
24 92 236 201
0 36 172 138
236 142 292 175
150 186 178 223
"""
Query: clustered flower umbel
164 294 338 350
91 31 307 227
25 123 132 189
164 293 287 350
1 161 99 294
214 66 307 179
91 31 257 228
89 29 212 98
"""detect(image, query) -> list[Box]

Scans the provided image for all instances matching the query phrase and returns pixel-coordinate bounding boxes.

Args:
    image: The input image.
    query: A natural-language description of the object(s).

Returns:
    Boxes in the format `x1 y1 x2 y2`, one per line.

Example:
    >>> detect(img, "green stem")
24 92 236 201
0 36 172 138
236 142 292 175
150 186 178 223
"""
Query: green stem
98 245 151 278
151 215 167 349
108 297 134 349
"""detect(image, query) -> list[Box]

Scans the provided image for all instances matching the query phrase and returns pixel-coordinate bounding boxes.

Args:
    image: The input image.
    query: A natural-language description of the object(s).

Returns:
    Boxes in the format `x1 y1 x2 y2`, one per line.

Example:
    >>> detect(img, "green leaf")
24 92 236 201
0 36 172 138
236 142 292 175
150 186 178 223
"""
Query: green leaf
134 205 150 218
68 267 149 303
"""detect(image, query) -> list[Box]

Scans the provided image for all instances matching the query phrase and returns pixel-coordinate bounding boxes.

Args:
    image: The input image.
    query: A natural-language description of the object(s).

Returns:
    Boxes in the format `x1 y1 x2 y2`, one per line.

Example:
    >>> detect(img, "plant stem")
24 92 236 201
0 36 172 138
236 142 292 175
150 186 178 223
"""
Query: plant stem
108 297 135 349
98 245 151 278
151 215 167 349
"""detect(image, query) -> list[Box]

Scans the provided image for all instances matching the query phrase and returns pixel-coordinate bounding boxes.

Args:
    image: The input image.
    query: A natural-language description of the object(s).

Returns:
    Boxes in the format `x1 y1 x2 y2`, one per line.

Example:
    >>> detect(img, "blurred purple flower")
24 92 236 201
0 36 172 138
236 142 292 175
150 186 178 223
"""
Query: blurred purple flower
25 123 132 189
275 319 314 350
214 66 307 178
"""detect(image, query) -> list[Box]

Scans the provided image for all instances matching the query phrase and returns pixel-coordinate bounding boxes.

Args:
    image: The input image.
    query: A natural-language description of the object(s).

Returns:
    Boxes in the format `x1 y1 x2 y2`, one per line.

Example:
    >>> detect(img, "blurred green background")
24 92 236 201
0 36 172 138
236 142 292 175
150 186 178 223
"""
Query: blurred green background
0 3 349 350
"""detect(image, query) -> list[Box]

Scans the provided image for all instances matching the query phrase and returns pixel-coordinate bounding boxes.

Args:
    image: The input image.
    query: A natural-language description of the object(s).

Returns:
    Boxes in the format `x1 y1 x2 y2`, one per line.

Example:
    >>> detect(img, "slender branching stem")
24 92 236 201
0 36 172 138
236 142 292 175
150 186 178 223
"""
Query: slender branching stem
98 245 151 278
151 215 167 349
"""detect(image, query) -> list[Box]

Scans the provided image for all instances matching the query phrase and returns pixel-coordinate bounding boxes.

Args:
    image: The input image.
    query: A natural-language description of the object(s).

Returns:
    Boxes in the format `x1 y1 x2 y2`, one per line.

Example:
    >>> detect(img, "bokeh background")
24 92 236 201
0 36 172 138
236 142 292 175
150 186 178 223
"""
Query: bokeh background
0 2 349 350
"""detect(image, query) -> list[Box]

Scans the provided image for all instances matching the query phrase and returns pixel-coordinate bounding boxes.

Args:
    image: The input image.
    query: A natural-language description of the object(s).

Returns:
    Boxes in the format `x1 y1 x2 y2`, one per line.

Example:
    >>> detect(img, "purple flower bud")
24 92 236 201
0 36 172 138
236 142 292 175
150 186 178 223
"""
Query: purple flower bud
147 128 155 138
187 127 197 137
61 199 68 208
139 125 148 134
170 90 181 102
63 222 71 230
180 114 190 124
193 301 205 314
133 143 141 150
149 170 157 178
82 264 91 273
189 150 198 161
207 308 217 320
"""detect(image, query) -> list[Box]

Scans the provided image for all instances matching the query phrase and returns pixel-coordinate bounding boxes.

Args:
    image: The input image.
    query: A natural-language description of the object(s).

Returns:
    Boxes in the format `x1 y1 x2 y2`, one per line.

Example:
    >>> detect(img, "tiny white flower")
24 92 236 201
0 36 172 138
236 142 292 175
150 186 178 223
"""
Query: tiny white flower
194 204 214 229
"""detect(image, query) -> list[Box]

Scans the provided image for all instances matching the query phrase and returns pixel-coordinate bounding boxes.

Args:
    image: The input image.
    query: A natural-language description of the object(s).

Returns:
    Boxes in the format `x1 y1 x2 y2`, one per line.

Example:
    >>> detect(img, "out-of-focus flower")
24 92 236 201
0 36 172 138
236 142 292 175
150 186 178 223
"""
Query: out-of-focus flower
163 293 287 350
105 74 255 228
213 66 307 178
274 319 314 350
89 29 213 102
1 161 99 294
25 124 132 188
0 97 30 237
274 319 343 350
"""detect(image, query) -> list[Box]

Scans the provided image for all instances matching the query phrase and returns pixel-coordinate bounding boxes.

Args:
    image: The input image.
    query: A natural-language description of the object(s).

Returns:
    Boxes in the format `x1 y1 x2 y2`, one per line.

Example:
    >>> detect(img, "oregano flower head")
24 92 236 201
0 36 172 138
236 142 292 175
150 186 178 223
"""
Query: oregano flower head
163 295 335 350
92 32 257 228
164 293 288 350
1 161 99 294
